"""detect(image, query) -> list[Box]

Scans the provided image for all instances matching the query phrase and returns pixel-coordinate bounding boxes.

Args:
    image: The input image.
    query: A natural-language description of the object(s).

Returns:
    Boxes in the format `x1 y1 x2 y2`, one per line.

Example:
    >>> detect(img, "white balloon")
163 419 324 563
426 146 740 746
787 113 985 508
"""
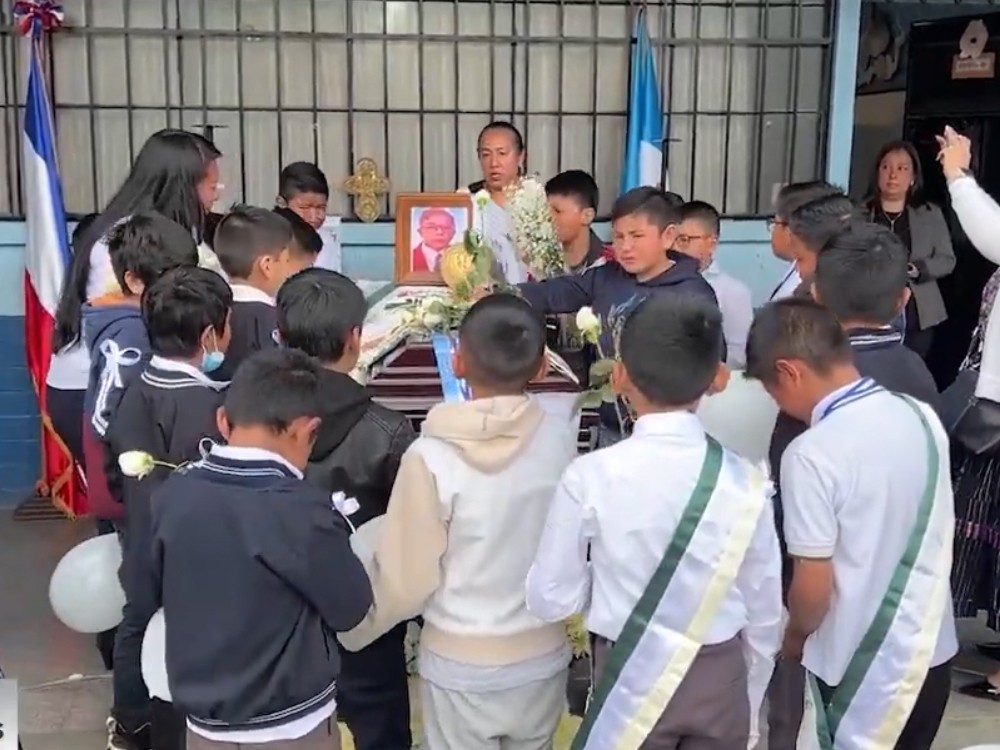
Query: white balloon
350 516 384 567
141 608 171 701
697 371 779 464
48 535 126 633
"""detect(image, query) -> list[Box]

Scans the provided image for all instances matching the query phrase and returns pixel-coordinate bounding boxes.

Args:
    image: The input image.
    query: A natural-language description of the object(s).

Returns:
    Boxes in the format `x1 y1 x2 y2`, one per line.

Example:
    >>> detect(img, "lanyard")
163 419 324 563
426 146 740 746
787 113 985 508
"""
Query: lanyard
770 266 796 300
819 378 882 421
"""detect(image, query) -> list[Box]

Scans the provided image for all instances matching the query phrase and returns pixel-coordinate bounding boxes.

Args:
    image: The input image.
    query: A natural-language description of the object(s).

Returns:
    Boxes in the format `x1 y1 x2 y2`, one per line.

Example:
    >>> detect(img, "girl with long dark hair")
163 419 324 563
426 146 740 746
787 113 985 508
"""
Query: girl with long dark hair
46 129 222 472
864 140 956 359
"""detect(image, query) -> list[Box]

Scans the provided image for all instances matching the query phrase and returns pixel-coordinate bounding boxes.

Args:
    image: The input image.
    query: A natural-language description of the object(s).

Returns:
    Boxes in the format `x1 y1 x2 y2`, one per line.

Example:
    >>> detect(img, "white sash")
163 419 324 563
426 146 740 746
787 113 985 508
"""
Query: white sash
797 396 953 750
573 440 770 750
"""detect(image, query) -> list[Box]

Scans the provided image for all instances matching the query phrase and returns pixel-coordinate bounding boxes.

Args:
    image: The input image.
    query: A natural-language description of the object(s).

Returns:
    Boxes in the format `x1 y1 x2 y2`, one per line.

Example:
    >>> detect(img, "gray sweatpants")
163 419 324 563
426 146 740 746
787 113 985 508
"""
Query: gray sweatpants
420 671 567 750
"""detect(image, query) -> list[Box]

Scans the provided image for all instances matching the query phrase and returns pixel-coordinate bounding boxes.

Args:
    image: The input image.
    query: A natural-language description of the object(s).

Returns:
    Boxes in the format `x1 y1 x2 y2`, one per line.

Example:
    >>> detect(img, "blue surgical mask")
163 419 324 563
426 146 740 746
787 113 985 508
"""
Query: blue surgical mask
200 332 225 373
201 350 225 373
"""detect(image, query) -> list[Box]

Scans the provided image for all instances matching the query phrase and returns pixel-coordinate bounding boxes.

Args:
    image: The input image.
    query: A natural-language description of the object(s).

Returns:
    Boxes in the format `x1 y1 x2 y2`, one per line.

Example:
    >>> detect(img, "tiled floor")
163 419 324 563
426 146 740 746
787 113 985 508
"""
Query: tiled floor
1 513 998 750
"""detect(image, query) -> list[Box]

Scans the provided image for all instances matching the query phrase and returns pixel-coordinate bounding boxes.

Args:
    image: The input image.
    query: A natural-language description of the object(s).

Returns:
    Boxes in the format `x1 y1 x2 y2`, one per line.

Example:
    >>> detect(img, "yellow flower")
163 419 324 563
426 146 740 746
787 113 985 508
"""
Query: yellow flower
118 451 155 479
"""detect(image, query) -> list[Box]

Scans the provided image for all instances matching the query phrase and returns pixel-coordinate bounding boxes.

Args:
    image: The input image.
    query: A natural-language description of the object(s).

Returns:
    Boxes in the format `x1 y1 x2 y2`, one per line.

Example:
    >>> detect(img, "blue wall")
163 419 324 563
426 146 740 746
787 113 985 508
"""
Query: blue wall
0 0 861 505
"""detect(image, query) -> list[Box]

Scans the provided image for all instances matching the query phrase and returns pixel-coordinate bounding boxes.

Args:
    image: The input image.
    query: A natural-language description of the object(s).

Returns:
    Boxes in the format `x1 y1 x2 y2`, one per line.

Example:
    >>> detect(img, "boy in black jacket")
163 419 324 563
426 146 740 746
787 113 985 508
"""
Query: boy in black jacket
212 205 314 380
276 268 415 750
149 349 372 749
764 220 941 748
105 267 233 750
517 187 719 445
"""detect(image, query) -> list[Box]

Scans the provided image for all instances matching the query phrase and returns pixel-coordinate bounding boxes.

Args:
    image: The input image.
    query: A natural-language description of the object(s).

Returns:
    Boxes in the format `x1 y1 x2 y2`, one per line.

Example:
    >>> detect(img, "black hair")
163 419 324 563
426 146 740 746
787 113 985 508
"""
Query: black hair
865 140 926 209
276 268 367 363
815 221 908 325
662 191 685 209
680 200 721 235
273 207 323 256
544 170 599 211
476 121 525 153
278 162 330 200
106 212 200 294
610 187 683 231
142 266 233 358
745 298 853 385
774 180 842 221
458 294 546 392
619 293 723 407
53 129 220 350
214 205 294 279
72 213 99 245
223 348 324 432
788 193 856 253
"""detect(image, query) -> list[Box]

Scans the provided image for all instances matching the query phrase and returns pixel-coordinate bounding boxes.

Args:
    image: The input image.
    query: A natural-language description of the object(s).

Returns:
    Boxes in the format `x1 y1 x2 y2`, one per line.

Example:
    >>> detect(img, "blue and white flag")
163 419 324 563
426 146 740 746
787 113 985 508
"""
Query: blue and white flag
620 8 665 193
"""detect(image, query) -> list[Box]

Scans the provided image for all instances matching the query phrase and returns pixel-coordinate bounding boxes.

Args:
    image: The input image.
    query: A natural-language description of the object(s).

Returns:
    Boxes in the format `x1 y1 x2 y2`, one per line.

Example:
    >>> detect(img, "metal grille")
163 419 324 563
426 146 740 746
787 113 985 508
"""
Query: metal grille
0 0 833 220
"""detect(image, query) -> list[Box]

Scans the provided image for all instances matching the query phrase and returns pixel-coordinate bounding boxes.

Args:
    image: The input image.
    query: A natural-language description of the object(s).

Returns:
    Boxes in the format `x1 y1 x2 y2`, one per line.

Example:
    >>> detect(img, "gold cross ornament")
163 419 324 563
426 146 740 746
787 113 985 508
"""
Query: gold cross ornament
344 158 390 223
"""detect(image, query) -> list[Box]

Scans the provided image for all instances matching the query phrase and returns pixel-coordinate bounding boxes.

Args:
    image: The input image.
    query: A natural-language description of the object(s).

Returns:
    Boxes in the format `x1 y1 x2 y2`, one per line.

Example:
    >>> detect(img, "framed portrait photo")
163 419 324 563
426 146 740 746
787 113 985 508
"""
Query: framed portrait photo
394 192 473 284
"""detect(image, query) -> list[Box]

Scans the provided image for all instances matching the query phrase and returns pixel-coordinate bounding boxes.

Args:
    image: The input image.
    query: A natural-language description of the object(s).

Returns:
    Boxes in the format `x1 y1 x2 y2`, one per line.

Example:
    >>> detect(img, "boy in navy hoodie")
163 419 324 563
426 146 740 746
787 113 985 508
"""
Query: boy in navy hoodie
82 212 199 523
212 205 314 380
148 349 372 749
277 268 416 750
517 186 718 444
105 267 233 750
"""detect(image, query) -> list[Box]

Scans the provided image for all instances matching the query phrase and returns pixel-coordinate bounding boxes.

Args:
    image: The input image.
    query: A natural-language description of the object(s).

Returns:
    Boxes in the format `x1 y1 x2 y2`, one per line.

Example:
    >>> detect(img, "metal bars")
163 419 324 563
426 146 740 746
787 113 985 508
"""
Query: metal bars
0 0 833 220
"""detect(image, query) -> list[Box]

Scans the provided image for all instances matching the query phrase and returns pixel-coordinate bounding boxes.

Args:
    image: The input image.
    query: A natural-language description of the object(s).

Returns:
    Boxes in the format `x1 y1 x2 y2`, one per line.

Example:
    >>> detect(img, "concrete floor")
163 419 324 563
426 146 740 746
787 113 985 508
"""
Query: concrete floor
1 512 998 750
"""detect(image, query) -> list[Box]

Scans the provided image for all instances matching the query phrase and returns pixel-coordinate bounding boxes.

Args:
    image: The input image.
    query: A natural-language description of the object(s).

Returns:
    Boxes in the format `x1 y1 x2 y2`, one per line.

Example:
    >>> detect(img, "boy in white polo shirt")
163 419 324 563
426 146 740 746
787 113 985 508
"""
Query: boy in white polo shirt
527 293 782 750
745 298 957 750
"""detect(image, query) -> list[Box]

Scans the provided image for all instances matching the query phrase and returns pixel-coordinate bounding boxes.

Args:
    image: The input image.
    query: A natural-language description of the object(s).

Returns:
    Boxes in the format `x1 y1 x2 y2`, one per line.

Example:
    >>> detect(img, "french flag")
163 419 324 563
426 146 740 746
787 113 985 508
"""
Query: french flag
23 33 85 515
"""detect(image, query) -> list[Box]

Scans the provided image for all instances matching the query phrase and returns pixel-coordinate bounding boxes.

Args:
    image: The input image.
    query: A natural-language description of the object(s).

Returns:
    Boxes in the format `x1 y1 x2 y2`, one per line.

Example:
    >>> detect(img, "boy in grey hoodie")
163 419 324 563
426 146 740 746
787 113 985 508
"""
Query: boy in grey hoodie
339 294 579 750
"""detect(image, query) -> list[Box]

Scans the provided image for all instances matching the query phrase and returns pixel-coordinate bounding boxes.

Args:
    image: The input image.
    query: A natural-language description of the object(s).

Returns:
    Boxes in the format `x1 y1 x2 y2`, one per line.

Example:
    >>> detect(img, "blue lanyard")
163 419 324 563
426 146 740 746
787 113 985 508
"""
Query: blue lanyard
819 378 882 421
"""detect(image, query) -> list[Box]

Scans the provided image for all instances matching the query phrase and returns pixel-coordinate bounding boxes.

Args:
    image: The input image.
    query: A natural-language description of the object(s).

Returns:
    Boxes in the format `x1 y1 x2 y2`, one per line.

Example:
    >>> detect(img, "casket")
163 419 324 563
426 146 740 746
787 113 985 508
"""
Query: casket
357 283 599 452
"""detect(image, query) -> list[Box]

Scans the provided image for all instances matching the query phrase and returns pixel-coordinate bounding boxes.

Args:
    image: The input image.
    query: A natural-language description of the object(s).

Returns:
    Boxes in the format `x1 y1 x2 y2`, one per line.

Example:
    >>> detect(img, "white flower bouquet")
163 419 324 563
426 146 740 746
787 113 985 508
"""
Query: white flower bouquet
504 175 565 280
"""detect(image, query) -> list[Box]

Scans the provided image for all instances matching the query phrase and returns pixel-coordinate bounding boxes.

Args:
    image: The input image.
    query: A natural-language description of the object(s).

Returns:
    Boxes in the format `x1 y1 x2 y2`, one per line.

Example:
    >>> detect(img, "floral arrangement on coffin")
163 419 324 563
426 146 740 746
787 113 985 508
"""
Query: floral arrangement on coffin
503 175 566 280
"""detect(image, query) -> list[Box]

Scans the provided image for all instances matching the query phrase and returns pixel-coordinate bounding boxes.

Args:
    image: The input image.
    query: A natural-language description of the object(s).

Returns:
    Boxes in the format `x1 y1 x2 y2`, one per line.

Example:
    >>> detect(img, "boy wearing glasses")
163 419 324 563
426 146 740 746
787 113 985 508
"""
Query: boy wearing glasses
677 201 752 368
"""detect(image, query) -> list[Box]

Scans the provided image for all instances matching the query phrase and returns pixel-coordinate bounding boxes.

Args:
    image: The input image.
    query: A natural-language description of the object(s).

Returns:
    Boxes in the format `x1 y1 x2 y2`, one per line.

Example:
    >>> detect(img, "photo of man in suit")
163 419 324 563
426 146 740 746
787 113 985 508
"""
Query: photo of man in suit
410 207 461 272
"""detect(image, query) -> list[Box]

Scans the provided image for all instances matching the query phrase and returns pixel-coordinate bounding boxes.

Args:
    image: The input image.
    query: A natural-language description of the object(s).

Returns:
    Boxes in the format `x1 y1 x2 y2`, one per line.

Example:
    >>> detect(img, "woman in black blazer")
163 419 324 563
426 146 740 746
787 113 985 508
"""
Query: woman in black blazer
865 140 956 359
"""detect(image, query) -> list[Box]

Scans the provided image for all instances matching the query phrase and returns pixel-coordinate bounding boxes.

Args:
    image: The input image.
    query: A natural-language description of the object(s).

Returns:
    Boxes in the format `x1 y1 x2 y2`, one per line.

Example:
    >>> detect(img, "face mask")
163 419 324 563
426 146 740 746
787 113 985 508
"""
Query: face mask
200 332 225 373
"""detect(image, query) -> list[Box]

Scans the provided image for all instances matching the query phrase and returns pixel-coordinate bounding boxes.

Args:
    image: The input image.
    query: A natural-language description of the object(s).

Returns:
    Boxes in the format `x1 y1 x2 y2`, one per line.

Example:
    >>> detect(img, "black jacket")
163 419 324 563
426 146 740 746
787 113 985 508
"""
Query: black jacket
149 449 372 733
306 369 416 527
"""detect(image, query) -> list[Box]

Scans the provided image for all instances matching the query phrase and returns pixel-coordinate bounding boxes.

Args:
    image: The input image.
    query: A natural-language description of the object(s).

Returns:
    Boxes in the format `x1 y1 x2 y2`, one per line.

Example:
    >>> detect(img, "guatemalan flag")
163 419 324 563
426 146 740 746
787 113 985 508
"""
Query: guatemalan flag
620 8 666 193
22 26 84 515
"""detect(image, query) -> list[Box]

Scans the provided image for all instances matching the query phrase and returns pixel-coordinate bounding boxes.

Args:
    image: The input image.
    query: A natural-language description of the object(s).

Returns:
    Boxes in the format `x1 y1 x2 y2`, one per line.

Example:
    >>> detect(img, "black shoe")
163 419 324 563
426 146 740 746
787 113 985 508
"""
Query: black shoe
958 678 1000 702
975 641 1000 661
106 713 152 750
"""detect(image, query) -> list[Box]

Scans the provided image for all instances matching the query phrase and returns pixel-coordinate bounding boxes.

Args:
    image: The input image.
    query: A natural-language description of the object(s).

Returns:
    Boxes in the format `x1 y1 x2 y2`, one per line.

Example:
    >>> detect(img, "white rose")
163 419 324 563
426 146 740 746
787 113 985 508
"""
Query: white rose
474 189 490 211
331 491 360 517
118 451 155 479
576 307 602 341
420 312 445 330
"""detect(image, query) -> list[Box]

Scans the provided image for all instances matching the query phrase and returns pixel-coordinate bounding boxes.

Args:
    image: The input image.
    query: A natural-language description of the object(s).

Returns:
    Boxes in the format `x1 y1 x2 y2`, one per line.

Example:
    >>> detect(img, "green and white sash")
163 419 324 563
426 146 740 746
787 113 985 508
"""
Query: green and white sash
798 396 954 750
572 438 770 750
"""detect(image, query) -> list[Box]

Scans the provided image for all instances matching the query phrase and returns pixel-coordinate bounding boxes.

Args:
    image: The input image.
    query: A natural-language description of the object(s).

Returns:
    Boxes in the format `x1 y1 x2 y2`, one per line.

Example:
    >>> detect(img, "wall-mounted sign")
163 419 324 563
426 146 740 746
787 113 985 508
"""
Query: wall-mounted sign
953 19 994 80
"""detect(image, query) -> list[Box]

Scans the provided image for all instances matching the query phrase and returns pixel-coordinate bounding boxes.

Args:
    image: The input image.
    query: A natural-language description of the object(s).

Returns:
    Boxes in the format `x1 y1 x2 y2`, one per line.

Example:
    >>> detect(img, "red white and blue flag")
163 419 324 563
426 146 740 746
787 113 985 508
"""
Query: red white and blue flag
21 8 85 516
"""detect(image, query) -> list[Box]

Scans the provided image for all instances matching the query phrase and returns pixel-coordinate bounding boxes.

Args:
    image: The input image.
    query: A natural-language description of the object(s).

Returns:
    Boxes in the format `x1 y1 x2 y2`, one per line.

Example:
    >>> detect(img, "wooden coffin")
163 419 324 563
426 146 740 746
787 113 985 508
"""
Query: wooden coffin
367 337 599 453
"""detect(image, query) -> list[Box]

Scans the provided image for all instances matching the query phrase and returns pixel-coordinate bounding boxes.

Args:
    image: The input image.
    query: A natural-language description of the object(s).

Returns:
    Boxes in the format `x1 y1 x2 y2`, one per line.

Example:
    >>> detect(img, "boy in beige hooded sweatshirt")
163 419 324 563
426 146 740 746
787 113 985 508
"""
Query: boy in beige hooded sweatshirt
339 294 578 750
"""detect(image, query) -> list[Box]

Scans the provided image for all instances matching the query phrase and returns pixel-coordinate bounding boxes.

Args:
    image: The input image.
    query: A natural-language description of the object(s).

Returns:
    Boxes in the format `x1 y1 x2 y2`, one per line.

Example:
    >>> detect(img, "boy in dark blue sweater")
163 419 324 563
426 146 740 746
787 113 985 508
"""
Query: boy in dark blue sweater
517 186 718 444
212 206 314 380
105 267 233 750
82 212 199 524
149 349 372 749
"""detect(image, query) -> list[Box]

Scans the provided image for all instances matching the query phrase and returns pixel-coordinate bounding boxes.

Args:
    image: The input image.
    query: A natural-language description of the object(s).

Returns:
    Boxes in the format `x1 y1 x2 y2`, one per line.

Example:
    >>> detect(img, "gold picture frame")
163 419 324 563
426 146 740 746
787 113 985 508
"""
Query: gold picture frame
394 192 473 284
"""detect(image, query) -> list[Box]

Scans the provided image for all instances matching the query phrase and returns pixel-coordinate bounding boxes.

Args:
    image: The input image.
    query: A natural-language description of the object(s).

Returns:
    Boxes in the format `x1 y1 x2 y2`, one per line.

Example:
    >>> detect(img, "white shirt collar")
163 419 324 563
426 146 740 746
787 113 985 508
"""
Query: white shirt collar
210 444 303 478
148 355 217 384
703 259 721 277
230 283 275 306
809 378 866 426
631 410 705 441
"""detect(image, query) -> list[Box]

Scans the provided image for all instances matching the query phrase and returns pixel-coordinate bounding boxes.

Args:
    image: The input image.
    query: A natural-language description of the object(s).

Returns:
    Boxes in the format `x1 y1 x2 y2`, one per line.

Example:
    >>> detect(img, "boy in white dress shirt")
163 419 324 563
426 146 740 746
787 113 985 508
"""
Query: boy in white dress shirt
527 293 782 750
676 201 753 368
745 298 956 750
